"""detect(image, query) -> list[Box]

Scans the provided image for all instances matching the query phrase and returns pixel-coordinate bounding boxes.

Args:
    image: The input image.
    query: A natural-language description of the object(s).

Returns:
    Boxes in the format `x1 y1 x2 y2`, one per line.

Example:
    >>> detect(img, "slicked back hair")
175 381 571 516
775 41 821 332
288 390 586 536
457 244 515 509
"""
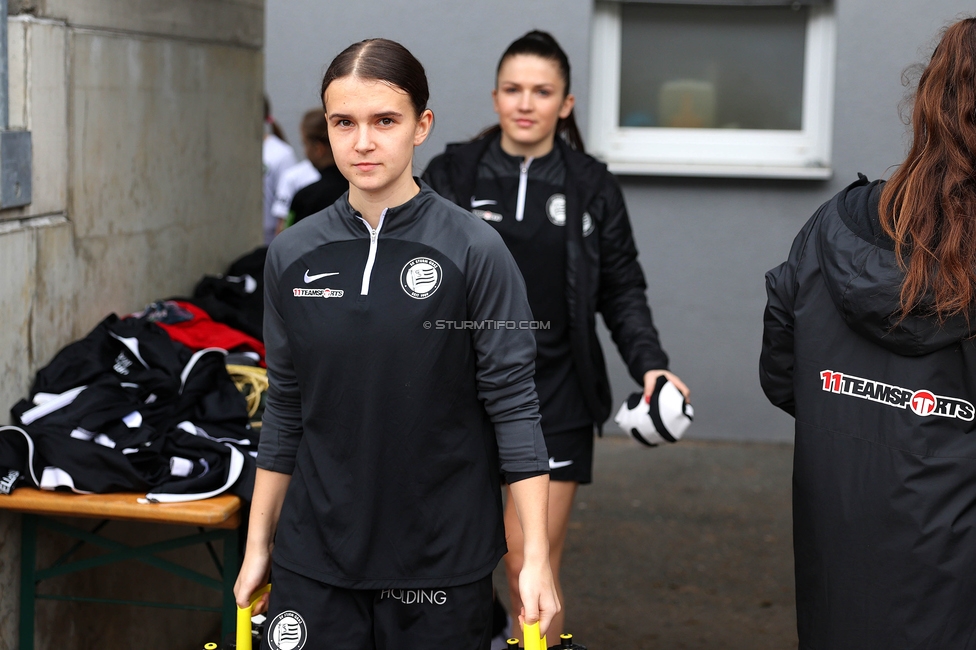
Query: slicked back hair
320 38 430 119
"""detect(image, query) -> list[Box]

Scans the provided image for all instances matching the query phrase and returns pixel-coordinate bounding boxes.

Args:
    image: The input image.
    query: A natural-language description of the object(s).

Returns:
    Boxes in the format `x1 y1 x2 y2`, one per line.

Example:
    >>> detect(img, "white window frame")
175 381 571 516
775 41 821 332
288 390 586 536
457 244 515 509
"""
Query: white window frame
588 1 837 179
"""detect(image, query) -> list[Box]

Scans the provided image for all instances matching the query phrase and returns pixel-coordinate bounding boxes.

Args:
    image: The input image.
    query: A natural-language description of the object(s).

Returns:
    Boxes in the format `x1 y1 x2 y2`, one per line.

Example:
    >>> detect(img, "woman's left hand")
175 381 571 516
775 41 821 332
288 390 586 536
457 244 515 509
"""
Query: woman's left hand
643 369 690 402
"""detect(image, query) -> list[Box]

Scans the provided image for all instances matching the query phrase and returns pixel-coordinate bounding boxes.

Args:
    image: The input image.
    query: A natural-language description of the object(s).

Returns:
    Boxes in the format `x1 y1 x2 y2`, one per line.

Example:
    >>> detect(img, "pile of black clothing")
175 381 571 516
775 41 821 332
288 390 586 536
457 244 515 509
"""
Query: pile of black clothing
187 246 266 342
0 248 270 503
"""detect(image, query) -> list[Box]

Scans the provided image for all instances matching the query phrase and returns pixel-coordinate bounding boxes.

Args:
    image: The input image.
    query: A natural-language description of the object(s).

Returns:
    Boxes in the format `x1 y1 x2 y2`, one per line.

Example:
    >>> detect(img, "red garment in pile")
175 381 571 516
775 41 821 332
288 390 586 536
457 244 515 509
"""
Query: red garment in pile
156 301 265 365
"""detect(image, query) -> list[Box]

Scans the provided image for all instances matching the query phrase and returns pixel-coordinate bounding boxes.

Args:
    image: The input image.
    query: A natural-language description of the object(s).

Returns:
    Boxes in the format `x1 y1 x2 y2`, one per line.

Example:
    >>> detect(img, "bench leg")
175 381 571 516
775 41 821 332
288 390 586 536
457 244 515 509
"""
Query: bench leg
221 528 240 643
19 514 36 650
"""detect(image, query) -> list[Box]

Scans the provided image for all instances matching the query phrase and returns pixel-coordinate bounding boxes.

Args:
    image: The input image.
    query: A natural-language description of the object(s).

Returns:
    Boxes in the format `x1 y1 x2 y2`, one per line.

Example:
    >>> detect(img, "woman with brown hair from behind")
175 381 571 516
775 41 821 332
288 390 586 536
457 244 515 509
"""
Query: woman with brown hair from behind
760 17 976 650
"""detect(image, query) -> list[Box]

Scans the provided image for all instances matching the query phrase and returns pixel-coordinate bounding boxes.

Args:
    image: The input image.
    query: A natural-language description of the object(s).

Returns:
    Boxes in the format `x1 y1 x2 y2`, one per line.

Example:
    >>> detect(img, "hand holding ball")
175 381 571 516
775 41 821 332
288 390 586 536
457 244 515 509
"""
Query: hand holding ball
614 375 693 446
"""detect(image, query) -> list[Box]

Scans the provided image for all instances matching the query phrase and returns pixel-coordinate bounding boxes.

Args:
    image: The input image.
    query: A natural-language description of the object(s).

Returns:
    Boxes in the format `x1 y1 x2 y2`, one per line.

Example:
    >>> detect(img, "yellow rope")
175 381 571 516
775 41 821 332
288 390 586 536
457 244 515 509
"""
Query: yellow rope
226 364 268 418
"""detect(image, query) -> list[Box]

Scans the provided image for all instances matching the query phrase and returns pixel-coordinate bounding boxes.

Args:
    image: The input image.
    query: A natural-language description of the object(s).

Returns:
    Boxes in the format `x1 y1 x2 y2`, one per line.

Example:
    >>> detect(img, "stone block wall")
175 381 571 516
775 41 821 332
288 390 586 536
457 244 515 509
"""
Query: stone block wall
0 2 264 648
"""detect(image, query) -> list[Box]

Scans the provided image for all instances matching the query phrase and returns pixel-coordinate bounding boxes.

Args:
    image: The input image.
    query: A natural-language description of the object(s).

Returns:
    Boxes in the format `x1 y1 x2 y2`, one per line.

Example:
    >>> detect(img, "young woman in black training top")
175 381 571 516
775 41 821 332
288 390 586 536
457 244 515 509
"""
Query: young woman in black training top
424 30 688 640
235 38 559 650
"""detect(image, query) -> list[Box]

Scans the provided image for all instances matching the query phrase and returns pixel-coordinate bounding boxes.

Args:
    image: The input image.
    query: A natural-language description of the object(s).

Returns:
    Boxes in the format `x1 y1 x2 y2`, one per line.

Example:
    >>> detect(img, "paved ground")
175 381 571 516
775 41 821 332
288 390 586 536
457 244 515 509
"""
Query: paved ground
493 438 798 650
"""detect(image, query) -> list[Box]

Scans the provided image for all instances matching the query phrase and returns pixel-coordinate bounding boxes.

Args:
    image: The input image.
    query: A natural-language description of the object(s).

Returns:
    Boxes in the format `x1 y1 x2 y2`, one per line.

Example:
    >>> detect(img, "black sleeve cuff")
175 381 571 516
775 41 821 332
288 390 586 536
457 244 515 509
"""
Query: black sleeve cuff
503 469 549 485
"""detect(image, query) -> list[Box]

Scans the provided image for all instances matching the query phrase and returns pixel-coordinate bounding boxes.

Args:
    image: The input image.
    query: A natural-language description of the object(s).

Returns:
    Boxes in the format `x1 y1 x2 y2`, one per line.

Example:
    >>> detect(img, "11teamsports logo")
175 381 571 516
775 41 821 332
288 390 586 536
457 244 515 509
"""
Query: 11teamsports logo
820 369 974 421
293 288 343 298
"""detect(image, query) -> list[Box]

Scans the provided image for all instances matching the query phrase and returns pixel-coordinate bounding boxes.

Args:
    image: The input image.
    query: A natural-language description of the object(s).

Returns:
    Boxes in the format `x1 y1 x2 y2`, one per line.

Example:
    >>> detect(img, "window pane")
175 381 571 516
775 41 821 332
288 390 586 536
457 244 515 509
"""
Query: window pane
618 4 807 130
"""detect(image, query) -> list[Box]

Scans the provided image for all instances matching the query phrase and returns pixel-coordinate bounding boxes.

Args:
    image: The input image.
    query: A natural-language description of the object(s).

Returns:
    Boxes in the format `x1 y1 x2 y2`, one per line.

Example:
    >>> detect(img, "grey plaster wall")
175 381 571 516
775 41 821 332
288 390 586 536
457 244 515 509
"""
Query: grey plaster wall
264 1 975 445
0 2 264 648
616 0 974 443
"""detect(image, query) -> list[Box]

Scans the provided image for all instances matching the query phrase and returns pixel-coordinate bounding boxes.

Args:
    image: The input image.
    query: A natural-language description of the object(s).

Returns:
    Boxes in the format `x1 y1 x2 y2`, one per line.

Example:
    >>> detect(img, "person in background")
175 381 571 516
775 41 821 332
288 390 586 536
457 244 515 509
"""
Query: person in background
424 30 688 643
235 38 559 649
760 17 976 649
271 109 329 236
285 131 349 227
262 96 297 245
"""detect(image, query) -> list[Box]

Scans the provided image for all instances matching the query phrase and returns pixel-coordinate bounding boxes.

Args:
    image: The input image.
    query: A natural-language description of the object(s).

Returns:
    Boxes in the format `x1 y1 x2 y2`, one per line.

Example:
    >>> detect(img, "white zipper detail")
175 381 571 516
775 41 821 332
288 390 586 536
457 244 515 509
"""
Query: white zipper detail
515 157 533 222
358 208 388 296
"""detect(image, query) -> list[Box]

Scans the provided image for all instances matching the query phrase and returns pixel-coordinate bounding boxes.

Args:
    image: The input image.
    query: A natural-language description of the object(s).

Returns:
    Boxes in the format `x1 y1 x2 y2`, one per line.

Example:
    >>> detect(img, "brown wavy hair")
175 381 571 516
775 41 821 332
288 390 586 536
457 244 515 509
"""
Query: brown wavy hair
880 17 976 322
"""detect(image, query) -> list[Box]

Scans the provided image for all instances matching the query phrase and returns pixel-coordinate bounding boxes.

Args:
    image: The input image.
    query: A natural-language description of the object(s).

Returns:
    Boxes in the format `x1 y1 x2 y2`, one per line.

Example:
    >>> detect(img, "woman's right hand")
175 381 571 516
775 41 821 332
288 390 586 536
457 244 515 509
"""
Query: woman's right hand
236 469 292 612
643 369 690 402
234 546 272 613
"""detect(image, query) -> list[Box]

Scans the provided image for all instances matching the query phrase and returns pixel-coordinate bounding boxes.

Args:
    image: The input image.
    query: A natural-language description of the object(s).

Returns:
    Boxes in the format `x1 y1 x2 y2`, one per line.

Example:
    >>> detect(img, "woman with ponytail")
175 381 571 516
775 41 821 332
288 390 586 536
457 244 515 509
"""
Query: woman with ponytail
424 30 688 641
761 17 976 649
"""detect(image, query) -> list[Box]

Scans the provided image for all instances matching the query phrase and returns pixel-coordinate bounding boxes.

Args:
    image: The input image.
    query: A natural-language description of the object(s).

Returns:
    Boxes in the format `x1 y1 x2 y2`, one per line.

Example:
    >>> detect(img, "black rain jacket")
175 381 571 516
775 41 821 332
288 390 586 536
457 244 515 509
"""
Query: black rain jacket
761 176 976 649
424 134 669 425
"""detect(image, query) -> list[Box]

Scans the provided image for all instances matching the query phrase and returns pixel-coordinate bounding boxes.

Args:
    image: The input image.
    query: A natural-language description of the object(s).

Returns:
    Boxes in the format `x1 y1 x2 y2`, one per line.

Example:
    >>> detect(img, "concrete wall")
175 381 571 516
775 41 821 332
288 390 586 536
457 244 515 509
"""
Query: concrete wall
0 1 263 648
266 0 974 444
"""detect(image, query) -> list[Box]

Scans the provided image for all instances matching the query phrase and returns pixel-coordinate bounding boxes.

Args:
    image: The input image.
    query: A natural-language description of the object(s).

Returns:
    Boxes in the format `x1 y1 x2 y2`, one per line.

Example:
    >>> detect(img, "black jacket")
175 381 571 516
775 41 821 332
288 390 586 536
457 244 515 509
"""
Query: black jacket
424 135 668 425
761 176 976 649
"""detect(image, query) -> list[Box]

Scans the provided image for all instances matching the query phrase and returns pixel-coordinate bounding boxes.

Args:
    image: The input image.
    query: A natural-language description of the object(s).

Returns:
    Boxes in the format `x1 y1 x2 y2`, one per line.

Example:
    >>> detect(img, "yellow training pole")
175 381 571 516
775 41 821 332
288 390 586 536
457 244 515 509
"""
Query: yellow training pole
523 621 547 650
237 584 272 650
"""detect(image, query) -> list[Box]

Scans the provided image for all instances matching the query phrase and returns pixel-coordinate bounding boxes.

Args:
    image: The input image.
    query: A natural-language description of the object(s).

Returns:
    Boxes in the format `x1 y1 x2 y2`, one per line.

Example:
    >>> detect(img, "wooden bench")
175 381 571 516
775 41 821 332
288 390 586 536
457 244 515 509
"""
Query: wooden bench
0 488 242 650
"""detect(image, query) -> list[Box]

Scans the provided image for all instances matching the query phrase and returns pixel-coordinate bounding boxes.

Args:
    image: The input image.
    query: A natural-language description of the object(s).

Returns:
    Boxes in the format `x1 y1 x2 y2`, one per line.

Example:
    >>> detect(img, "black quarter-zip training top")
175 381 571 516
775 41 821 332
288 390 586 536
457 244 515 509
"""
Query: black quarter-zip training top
258 181 549 589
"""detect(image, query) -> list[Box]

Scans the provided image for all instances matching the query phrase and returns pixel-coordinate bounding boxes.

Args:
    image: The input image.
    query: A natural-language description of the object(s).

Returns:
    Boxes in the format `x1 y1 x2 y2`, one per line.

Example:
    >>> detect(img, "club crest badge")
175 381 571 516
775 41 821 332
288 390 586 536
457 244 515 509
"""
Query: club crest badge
401 257 442 299
546 194 567 226
267 610 308 650
582 212 594 237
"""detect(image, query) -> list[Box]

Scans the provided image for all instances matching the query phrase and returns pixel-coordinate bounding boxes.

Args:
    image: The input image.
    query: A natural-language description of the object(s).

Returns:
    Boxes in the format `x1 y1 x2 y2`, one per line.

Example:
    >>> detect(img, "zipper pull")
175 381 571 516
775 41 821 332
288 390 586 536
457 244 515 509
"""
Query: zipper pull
359 208 387 296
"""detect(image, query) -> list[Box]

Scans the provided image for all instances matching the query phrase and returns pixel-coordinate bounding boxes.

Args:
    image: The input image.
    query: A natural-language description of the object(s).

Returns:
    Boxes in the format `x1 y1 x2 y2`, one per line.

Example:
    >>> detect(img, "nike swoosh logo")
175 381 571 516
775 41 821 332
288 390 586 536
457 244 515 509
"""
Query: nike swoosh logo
304 270 339 283
470 198 498 208
549 457 574 469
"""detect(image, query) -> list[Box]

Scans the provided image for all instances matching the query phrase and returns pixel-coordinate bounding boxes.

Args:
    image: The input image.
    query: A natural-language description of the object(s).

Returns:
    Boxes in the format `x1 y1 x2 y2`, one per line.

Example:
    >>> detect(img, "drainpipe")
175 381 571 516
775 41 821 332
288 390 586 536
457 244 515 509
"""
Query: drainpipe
0 0 31 209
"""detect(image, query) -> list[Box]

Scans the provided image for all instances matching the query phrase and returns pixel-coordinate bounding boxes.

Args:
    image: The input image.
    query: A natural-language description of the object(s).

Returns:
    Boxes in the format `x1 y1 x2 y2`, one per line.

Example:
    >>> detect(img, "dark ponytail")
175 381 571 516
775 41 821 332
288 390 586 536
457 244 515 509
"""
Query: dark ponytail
263 96 288 143
479 30 585 152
